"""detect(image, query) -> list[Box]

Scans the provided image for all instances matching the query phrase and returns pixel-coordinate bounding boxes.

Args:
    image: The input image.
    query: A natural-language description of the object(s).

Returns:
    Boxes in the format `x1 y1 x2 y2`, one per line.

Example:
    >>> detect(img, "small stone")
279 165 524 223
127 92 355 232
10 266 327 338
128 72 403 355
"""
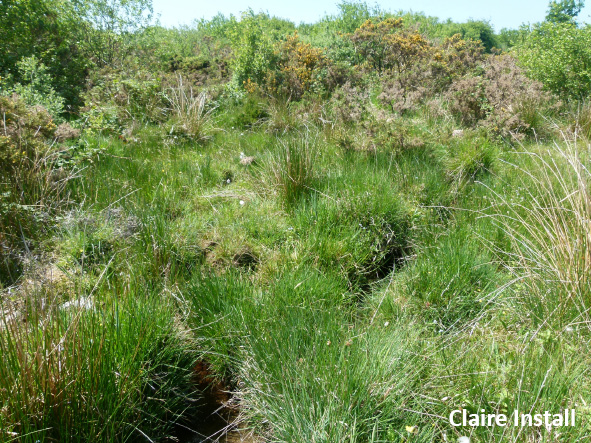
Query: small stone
240 156 255 166
452 129 464 138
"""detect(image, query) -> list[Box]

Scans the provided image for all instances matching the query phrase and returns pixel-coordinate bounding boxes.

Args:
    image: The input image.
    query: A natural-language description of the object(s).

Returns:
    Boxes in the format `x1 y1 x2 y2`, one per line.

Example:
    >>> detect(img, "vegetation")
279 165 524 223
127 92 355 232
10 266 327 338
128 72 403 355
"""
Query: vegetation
2 1 591 442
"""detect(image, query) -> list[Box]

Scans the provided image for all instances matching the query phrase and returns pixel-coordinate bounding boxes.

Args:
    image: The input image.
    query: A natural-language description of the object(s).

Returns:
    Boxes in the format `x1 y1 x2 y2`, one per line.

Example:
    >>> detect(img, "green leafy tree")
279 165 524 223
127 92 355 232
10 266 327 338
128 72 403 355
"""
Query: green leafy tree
71 0 154 67
545 0 585 24
330 0 384 33
0 0 88 109
1 56 65 119
227 11 284 89
517 22 591 99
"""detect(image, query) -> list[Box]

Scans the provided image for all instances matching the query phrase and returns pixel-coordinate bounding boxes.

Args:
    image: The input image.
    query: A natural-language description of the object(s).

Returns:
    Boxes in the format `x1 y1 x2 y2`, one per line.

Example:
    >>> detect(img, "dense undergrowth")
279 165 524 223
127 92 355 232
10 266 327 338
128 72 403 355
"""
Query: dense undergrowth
2 1 591 442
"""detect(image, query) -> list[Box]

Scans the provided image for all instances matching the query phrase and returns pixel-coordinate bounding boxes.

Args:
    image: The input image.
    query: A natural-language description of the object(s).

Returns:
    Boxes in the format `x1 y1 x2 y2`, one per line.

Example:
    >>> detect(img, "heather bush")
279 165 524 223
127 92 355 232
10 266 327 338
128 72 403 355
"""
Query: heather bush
447 54 557 138
328 81 370 125
369 27 485 114
378 75 429 114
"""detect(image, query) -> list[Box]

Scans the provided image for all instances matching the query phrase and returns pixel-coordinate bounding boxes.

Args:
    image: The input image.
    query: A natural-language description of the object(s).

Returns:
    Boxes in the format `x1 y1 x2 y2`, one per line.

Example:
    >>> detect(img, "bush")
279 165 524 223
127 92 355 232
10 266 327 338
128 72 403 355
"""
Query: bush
227 11 284 90
447 54 557 138
1 56 65 120
517 22 591 100
328 81 370 125
0 0 88 110
268 32 329 100
81 68 166 133
368 28 484 114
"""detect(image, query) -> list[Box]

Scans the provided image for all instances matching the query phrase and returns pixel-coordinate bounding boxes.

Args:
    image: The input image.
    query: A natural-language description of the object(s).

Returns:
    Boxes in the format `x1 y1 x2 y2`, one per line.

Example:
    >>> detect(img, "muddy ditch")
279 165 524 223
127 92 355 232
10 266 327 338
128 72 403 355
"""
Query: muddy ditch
177 360 258 443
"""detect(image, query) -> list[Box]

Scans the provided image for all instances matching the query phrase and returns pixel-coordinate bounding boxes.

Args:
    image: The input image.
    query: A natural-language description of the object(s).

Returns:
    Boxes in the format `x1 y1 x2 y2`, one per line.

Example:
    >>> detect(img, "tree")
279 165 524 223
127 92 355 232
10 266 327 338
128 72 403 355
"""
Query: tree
545 0 585 24
0 0 88 110
71 0 154 67
517 21 591 99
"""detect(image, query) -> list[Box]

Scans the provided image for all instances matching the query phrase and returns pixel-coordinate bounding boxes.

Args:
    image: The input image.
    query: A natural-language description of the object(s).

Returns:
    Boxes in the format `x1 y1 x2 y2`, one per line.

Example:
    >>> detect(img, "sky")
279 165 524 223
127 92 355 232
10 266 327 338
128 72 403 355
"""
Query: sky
151 0 591 31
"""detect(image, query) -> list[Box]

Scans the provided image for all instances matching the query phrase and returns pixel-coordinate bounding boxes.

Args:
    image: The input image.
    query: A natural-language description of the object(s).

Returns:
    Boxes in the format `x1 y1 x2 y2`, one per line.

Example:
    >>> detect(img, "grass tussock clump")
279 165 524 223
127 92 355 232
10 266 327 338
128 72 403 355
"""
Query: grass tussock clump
265 132 319 208
0 286 198 442
486 137 591 328
393 226 501 327
164 75 217 142
294 176 414 290
440 135 499 185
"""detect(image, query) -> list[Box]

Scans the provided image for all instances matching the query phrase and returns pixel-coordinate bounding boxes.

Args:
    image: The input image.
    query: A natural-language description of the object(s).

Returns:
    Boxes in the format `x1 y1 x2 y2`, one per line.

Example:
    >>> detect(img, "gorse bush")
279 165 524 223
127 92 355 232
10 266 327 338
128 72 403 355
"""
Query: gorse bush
269 32 329 99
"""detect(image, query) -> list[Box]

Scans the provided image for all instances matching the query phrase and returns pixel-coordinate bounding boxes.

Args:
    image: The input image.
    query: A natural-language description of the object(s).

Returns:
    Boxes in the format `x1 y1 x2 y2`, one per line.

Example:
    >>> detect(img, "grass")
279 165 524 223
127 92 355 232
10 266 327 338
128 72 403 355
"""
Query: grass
2 92 591 443
0 281 198 442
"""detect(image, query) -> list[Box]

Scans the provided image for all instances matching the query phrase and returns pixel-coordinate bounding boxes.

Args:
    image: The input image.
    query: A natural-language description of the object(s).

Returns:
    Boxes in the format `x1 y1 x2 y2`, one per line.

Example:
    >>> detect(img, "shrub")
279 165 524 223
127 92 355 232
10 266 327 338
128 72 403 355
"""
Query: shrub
81 68 166 133
1 56 65 120
0 0 88 109
447 54 557 138
227 11 279 90
371 29 484 114
328 81 370 125
268 32 329 100
517 22 591 100
349 17 405 73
